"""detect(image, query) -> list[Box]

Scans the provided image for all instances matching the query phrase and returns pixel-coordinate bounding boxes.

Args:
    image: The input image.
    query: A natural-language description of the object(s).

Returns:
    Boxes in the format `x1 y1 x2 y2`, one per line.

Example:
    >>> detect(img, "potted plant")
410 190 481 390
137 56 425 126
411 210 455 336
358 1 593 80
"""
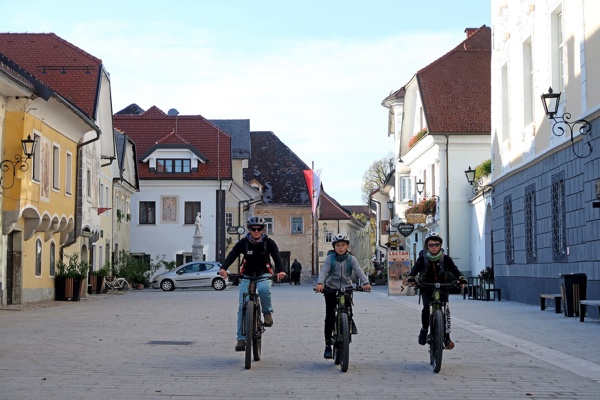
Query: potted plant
90 265 110 294
55 253 89 301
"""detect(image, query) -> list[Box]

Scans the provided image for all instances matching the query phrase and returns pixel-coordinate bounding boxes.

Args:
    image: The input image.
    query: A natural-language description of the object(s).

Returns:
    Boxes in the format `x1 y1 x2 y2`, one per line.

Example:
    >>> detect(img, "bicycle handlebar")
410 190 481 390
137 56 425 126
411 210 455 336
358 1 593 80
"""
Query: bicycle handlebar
414 281 460 289
314 286 370 293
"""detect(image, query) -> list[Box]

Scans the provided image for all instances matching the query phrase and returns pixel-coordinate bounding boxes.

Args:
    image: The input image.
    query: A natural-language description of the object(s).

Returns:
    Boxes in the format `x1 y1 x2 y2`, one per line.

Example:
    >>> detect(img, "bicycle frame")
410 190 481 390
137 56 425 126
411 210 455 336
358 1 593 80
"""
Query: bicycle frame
240 274 273 369
417 281 456 373
323 286 361 373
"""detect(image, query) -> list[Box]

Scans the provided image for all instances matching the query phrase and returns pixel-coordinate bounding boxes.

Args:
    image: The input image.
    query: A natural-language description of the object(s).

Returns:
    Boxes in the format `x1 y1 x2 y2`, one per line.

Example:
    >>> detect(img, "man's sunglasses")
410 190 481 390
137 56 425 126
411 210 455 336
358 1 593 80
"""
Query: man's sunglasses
250 227 263 232
428 243 441 248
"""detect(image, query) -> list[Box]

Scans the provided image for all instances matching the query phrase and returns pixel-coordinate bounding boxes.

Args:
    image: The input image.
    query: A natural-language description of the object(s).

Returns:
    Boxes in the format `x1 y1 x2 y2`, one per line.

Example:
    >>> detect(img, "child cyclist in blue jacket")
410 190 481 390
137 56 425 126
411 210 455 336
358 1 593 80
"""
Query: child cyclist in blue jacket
315 234 371 359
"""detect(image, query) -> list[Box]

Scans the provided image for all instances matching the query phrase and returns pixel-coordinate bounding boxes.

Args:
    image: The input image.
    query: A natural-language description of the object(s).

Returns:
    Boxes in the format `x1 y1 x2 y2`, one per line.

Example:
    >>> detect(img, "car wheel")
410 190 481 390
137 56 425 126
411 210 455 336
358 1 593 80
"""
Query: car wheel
212 278 226 290
160 279 175 291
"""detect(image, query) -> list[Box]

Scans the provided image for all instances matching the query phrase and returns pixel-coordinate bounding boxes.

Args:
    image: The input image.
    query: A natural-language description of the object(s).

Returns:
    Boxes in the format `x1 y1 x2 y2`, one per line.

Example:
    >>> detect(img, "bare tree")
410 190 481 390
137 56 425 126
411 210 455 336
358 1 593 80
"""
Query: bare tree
361 153 395 203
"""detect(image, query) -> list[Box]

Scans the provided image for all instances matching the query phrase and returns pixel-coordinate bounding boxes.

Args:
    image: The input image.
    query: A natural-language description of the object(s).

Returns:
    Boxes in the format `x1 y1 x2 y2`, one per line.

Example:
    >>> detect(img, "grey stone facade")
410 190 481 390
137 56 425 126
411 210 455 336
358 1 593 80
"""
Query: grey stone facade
492 118 600 318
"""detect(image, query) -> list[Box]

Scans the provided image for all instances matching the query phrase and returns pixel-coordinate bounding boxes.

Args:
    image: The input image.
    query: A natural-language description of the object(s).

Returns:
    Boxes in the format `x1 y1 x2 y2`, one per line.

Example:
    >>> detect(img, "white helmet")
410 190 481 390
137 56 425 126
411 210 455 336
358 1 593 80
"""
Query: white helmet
331 234 350 247
246 216 266 228
424 232 443 246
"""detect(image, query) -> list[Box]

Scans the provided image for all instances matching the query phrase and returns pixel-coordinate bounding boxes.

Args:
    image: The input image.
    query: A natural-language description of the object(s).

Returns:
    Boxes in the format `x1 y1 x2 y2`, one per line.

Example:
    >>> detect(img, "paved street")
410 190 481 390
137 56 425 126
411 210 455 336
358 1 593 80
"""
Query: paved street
1 284 599 399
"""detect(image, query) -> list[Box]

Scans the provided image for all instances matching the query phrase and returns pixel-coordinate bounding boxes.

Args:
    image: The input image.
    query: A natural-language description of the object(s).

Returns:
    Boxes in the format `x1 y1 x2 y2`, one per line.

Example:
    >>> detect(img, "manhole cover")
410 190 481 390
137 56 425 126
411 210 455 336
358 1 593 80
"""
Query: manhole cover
147 341 194 345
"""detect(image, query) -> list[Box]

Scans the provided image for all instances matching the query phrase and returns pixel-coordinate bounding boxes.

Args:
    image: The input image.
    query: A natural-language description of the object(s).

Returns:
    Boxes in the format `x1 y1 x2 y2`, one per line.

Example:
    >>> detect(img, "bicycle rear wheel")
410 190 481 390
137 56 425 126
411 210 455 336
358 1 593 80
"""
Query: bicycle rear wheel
244 300 254 369
430 309 444 373
339 314 350 372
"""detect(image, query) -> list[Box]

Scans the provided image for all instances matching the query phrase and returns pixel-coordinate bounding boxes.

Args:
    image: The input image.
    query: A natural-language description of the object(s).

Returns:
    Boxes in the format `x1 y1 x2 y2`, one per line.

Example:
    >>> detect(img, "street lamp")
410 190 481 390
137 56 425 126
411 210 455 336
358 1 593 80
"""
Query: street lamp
541 87 592 159
1 135 37 190
464 166 495 198
416 179 425 195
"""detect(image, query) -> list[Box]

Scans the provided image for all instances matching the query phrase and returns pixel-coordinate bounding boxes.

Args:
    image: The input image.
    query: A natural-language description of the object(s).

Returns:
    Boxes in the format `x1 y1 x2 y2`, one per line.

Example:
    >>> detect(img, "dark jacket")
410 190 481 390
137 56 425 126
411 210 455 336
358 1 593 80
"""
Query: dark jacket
291 261 302 272
409 252 463 285
221 235 283 276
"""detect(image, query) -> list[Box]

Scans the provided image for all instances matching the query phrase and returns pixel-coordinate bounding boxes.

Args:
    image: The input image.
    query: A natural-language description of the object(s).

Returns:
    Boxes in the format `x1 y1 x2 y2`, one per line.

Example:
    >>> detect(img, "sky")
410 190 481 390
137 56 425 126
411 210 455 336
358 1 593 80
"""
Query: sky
3 0 491 205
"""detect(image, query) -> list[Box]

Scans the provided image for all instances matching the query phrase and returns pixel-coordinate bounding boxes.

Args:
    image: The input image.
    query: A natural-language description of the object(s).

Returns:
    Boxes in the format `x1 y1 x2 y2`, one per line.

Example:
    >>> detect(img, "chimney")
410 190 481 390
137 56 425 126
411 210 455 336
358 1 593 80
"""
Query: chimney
465 28 478 38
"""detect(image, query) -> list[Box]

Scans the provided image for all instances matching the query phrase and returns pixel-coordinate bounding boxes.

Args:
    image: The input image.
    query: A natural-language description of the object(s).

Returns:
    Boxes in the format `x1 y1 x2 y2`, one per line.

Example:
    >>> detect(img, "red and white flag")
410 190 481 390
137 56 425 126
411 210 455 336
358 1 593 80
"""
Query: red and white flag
303 169 322 215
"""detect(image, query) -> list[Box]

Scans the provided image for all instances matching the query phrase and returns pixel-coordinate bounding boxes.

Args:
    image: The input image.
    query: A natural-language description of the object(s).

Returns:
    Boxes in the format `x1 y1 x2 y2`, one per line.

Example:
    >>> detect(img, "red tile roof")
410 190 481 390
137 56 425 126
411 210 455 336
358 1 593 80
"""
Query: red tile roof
113 106 232 180
320 192 362 226
417 26 491 133
0 33 102 119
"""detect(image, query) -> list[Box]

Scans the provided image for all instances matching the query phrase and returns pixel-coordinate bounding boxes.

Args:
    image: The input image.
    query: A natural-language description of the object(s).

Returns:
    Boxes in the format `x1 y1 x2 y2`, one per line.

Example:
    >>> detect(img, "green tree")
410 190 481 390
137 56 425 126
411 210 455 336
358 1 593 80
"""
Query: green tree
361 153 395 203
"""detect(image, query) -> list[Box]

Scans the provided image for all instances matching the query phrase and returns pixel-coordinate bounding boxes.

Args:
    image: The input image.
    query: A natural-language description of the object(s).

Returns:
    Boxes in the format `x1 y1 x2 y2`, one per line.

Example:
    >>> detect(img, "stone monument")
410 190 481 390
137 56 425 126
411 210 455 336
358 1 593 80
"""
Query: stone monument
192 212 204 261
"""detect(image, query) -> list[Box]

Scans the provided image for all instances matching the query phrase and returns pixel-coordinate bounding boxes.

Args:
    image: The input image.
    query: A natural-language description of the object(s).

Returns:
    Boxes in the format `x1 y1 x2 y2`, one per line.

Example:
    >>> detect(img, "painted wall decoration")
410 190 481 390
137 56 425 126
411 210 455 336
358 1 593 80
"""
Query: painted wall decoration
161 196 178 223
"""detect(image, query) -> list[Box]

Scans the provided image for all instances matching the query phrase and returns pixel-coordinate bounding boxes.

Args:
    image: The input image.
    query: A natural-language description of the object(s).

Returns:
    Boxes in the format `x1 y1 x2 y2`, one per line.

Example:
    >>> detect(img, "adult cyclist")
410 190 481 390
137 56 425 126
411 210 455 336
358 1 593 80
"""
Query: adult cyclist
407 232 467 350
218 216 286 351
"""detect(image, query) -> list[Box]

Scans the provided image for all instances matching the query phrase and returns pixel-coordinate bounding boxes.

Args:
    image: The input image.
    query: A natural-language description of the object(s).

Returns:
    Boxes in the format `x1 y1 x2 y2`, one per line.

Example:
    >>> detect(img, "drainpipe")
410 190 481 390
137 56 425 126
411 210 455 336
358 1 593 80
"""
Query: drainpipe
445 134 450 256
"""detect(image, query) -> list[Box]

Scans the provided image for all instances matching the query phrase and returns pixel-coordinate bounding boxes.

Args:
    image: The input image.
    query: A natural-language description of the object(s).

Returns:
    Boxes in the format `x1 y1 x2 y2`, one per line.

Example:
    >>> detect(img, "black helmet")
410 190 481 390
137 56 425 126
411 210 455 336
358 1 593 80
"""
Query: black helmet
331 234 350 247
246 216 266 228
424 232 443 246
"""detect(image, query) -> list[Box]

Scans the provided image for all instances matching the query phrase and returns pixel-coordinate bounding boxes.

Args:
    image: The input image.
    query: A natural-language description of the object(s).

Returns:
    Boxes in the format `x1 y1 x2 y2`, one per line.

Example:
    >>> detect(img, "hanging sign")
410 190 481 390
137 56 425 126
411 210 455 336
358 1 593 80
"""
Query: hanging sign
406 214 426 224
397 223 415 237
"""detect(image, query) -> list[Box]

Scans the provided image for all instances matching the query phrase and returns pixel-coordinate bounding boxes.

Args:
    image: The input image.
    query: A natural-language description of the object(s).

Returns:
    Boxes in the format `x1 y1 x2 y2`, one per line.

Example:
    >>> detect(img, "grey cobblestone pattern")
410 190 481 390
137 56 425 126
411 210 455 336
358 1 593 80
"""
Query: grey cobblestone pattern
1 285 599 399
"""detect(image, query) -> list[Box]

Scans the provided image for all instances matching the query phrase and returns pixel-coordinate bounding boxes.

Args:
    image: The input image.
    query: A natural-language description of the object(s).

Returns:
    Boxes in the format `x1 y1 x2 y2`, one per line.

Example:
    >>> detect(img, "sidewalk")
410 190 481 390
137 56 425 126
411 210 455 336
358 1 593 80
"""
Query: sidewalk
0 284 599 399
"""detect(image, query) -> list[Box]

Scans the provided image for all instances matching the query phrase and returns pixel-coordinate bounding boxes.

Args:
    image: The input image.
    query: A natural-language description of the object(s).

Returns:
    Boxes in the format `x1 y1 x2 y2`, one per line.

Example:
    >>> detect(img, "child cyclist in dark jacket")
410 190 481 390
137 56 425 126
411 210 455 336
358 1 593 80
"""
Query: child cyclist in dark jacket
315 234 371 359
407 232 467 350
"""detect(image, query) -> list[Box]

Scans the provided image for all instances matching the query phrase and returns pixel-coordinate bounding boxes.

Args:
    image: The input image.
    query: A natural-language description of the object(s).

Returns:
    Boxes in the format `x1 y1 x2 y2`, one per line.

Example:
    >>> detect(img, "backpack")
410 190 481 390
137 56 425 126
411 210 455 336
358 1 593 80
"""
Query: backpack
326 250 353 280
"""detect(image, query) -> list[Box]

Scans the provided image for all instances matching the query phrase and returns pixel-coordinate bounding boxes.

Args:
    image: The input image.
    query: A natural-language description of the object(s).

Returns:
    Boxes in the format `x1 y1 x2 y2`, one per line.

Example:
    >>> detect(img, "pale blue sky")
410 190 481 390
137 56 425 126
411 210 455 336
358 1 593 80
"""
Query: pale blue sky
3 0 491 205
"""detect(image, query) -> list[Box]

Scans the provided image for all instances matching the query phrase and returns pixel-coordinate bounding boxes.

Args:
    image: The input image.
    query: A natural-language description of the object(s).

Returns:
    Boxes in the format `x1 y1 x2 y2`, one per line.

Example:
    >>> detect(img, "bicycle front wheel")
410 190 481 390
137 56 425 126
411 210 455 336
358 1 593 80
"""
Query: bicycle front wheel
431 309 444 373
120 279 129 292
244 300 254 369
339 314 350 372
253 307 261 361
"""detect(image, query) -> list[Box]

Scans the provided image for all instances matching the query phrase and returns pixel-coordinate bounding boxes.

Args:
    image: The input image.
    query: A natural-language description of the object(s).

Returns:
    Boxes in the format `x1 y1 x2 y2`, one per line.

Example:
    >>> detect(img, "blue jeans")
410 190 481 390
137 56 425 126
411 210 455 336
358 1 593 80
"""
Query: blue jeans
237 274 273 340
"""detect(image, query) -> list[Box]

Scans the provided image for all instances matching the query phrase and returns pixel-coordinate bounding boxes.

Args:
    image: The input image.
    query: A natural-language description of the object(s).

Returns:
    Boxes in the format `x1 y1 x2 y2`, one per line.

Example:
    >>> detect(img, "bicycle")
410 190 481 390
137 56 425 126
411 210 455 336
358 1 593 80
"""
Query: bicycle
319 286 367 372
240 274 274 370
416 281 458 373
103 276 129 292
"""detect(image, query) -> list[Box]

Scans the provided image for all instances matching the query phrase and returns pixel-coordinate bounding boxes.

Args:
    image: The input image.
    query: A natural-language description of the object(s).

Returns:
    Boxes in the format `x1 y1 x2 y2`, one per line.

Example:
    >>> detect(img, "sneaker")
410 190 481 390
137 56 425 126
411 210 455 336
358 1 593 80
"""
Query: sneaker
418 328 427 346
351 321 358 335
263 313 273 327
323 345 333 359
235 340 246 351
444 338 455 350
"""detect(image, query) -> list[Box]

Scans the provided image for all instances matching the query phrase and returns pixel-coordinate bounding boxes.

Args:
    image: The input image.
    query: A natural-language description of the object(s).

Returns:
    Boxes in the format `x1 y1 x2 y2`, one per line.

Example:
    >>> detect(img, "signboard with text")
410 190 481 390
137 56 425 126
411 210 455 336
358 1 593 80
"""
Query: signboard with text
388 250 415 296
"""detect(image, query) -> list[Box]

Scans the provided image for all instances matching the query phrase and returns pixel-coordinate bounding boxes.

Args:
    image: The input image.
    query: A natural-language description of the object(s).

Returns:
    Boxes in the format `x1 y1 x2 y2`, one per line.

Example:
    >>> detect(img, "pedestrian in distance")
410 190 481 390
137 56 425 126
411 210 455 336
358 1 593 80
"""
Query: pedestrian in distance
291 258 302 285
219 216 286 352
315 234 371 359
406 232 467 350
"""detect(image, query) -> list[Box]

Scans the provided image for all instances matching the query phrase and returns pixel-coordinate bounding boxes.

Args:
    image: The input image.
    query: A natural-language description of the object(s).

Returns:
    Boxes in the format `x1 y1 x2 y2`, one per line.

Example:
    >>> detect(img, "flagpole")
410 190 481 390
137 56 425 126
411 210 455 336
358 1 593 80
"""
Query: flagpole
311 161 316 277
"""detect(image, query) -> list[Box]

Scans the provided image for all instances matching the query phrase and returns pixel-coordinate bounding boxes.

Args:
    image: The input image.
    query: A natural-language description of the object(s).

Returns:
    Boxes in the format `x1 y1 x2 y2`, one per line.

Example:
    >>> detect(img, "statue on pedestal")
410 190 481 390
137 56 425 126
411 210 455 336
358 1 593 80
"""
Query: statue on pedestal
195 212 202 236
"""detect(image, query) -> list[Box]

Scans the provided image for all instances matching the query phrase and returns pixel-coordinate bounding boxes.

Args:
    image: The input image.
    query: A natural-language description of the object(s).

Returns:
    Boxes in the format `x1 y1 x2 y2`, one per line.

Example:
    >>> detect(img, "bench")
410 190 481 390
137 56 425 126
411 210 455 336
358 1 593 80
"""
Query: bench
540 294 562 314
579 300 600 322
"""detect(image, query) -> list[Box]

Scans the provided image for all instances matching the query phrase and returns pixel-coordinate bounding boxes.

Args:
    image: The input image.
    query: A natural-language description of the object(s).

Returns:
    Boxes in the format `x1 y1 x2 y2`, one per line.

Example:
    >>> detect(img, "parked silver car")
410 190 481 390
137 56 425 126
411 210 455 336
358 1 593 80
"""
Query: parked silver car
151 261 230 291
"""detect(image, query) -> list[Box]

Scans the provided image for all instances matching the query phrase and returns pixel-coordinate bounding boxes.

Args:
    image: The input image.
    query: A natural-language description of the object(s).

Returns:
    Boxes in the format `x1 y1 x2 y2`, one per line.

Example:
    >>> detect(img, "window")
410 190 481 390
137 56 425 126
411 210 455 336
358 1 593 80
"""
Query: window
503 195 514 265
400 177 412 201
225 212 233 227
65 152 72 195
523 37 534 126
35 239 42 276
551 8 565 94
99 182 104 207
325 231 332 243
32 133 41 182
264 217 274 234
86 169 91 198
50 242 56 276
105 186 110 216
501 64 509 143
552 172 567 261
139 201 156 224
52 145 60 190
105 242 110 269
156 159 191 173
291 217 303 234
524 185 537 263
184 202 201 224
